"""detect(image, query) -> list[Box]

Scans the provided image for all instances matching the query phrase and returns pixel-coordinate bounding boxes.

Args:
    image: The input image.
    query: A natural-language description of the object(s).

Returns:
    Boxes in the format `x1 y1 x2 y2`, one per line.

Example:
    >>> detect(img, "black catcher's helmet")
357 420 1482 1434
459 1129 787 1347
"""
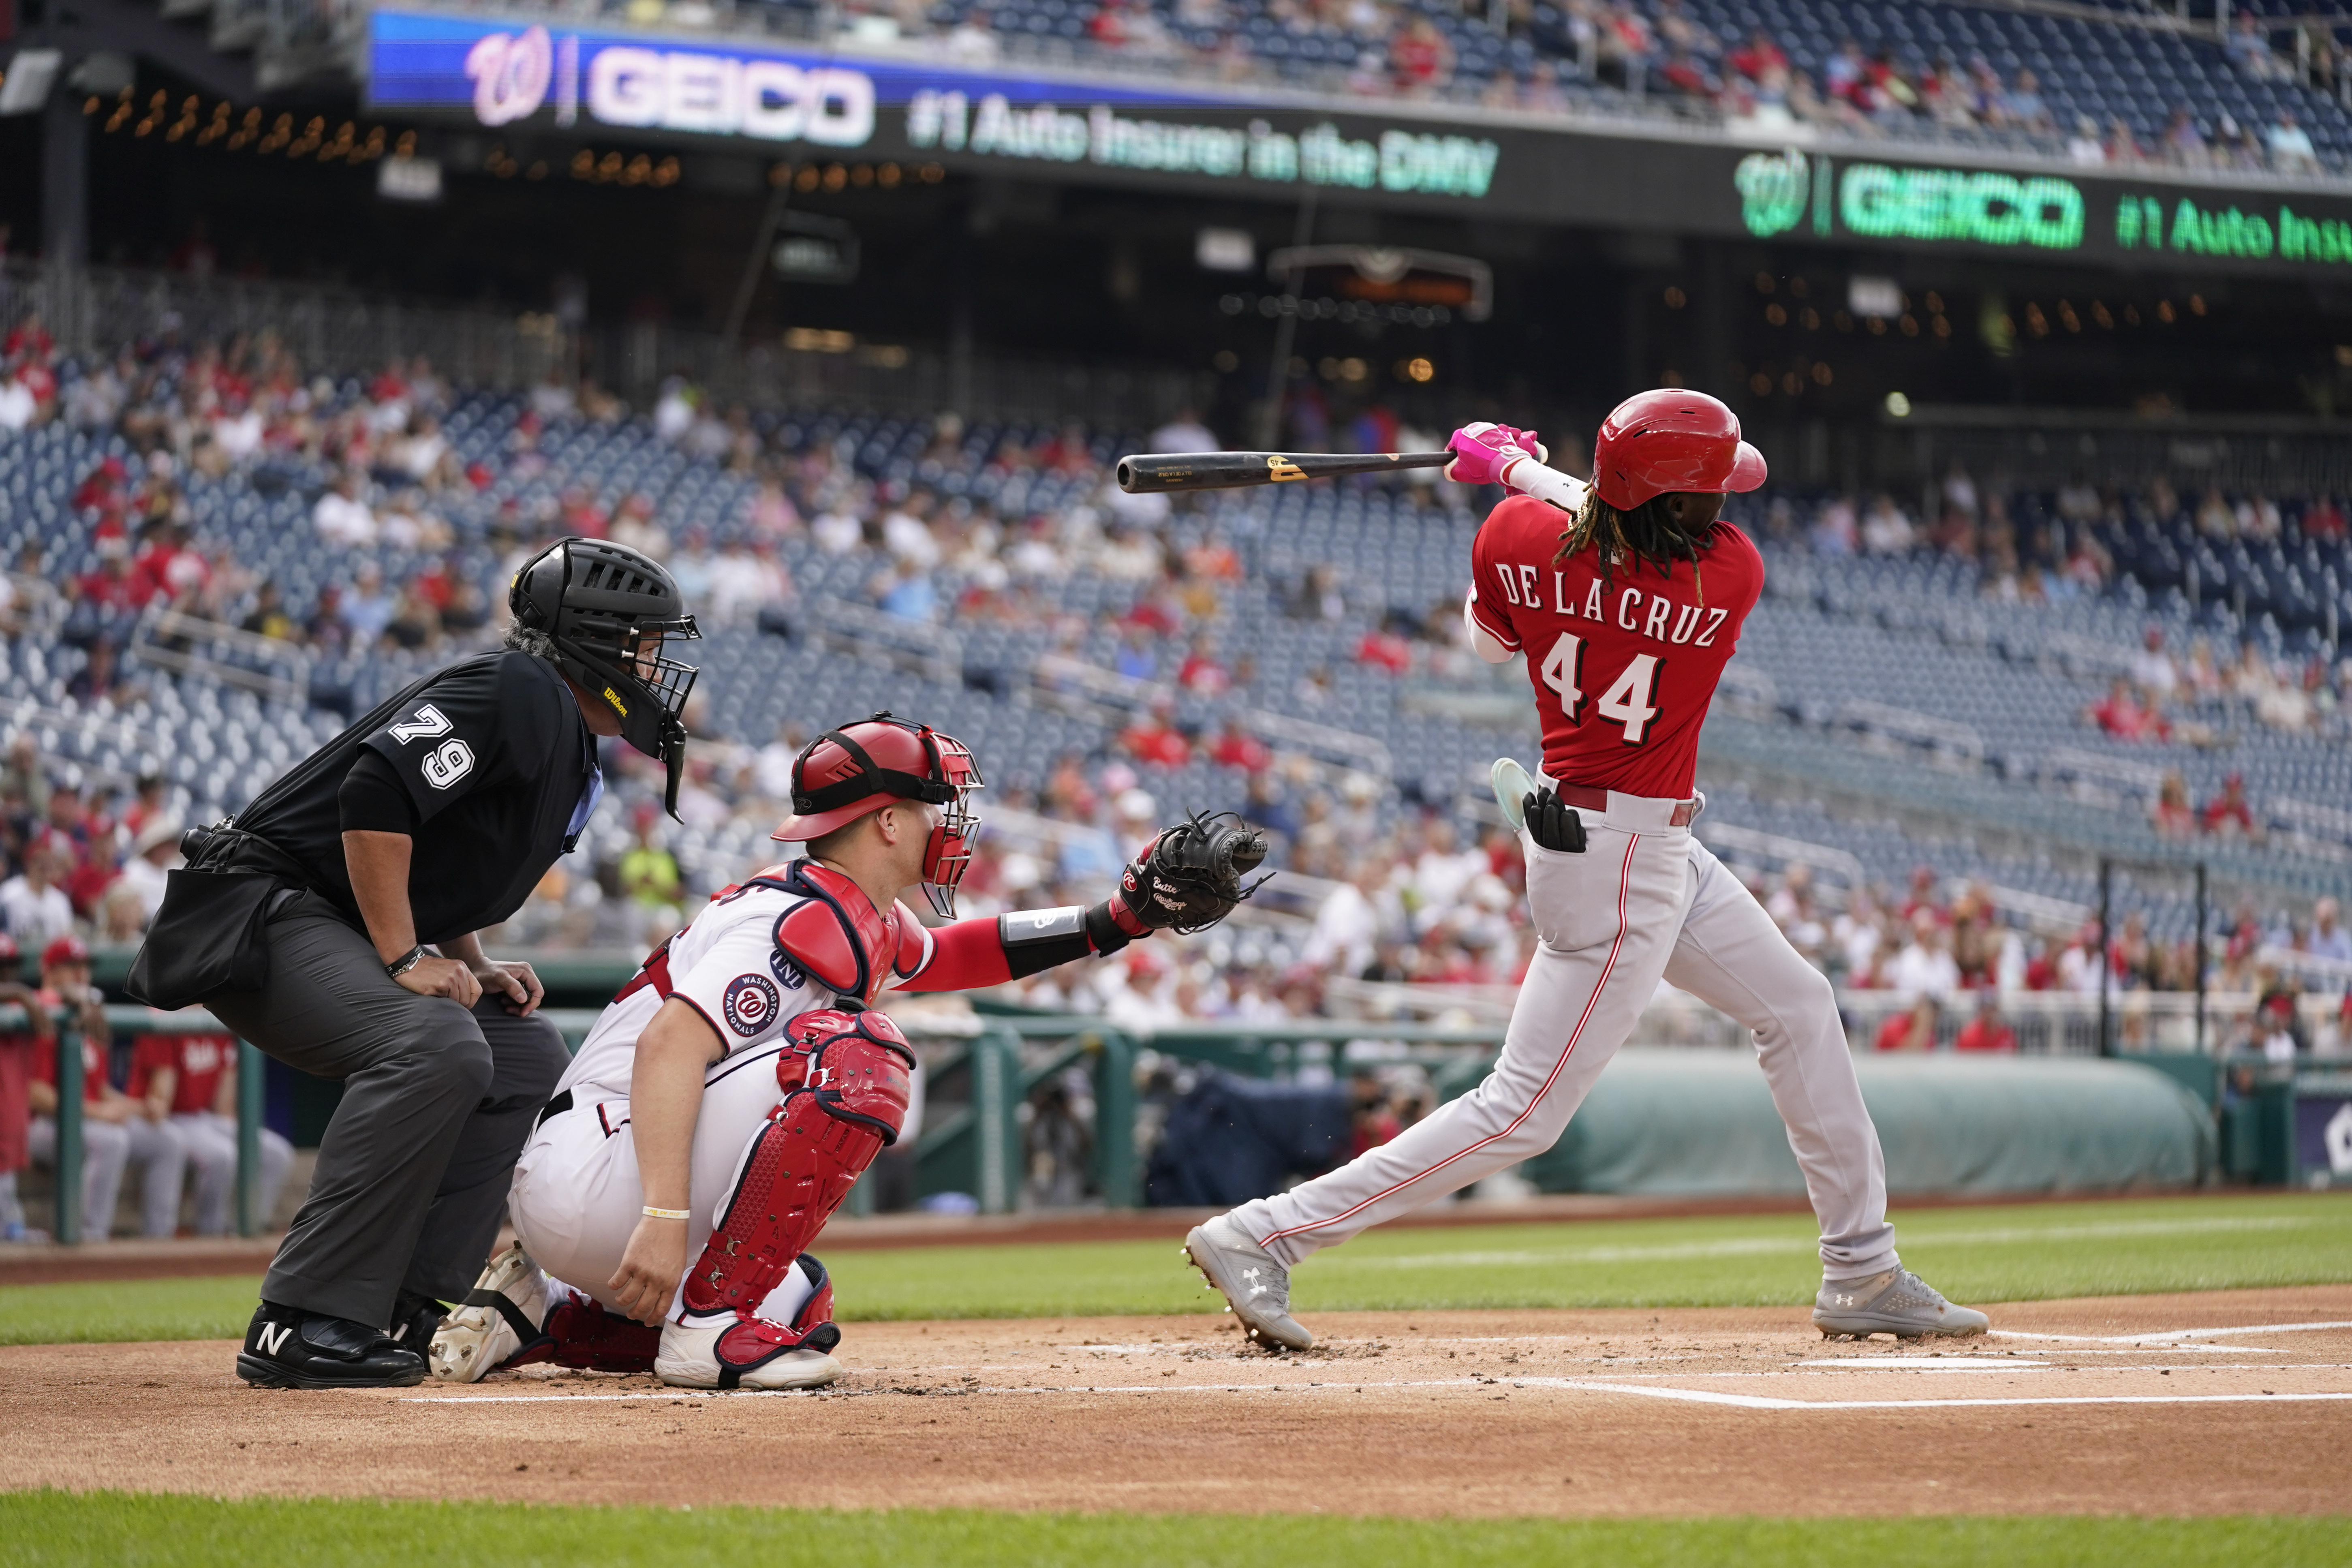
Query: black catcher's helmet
510 537 702 816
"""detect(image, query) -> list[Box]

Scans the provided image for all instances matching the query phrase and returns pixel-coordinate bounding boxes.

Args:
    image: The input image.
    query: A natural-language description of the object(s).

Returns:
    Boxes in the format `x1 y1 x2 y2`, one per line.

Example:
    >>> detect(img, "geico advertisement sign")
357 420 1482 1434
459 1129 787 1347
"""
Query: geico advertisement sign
582 47 873 143
456 24 875 144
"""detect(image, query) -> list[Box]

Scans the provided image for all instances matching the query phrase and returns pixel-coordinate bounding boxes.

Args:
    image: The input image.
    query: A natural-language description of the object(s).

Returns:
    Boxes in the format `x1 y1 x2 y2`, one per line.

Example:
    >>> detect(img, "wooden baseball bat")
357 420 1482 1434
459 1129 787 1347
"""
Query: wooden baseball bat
1115 449 1454 494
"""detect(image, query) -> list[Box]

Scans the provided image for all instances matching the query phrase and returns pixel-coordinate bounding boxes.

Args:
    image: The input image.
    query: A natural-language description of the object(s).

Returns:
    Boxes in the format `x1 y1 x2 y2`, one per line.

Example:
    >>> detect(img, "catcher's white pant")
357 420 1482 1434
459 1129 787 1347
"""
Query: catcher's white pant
1230 788 1901 1282
507 1052 925 1322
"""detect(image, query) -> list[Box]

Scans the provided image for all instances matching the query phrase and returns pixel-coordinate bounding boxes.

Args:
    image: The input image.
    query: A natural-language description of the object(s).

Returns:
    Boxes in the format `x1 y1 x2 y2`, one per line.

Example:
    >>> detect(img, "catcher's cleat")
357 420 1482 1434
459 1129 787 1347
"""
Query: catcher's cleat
1812 1269 1990 1341
429 1241 550 1383
1184 1214 1312 1352
1491 758 1536 833
655 1314 843 1391
658 1255 844 1390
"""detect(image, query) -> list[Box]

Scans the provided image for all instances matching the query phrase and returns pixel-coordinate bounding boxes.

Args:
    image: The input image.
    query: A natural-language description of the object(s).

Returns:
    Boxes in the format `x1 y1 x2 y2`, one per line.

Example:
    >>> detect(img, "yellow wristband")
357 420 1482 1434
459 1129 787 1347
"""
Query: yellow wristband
641 1206 690 1221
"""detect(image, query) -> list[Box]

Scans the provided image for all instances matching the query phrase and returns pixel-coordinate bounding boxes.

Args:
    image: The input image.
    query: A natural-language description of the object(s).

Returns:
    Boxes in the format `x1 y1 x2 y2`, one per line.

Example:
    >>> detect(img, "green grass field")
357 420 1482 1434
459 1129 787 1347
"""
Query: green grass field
2 1492 2344 1568
4 1193 2346 1346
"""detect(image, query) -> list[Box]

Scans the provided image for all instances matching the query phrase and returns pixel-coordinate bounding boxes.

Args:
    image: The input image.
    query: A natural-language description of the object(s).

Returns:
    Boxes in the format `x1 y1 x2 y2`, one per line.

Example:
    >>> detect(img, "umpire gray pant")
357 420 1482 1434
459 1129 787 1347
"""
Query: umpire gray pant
208 891 569 1328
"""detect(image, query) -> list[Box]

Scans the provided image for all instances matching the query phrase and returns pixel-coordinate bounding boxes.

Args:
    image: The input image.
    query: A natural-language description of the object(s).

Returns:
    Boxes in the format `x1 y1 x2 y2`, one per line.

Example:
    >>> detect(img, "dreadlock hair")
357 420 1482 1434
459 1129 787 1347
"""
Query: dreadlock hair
1552 488 1726 603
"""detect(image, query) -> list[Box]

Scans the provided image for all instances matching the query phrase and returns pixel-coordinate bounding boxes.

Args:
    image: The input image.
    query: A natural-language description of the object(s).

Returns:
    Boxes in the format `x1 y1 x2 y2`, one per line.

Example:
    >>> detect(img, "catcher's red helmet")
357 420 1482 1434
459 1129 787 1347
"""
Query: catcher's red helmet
1591 389 1768 513
772 712 984 917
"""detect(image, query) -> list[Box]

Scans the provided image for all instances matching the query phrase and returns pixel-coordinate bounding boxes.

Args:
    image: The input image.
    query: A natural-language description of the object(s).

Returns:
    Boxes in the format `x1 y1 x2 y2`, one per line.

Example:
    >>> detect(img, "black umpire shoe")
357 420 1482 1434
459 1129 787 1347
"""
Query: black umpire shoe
237 1301 428 1389
387 1290 448 1356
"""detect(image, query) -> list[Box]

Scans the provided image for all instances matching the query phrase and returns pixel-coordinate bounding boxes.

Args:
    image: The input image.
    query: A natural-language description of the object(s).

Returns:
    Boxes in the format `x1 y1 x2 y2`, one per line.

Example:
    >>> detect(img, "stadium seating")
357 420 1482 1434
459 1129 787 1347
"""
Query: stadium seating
8 325 2349 958
895 0 2352 163
497 0 2350 164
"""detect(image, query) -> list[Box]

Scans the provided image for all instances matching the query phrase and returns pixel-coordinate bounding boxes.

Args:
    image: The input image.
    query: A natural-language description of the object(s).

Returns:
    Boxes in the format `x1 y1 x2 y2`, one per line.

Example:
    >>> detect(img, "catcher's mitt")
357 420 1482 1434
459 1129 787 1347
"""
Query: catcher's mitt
1119 811 1272 934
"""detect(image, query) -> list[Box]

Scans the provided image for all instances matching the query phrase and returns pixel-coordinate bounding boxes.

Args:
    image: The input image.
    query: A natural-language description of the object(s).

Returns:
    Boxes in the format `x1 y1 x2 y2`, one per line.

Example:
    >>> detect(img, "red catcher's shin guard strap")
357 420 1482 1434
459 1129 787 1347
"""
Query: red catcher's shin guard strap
681 1049 907 1316
539 1299 664 1374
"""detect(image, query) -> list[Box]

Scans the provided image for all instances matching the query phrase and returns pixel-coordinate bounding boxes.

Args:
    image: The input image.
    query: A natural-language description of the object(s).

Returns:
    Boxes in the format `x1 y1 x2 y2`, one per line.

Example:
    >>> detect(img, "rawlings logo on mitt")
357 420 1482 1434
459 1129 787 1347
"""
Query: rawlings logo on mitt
1120 811 1272 935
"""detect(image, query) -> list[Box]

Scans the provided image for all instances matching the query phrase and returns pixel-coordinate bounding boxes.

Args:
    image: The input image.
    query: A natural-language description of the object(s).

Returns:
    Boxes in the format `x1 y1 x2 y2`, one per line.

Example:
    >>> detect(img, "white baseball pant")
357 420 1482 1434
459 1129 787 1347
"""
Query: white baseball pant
171 1112 297 1237
507 1051 924 1322
1229 788 1900 1281
28 1115 188 1238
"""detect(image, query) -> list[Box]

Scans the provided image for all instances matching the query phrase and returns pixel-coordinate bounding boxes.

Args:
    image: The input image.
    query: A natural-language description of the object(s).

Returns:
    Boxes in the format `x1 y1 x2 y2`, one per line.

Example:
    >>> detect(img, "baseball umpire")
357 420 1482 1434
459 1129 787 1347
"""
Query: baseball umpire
126 537 699 1389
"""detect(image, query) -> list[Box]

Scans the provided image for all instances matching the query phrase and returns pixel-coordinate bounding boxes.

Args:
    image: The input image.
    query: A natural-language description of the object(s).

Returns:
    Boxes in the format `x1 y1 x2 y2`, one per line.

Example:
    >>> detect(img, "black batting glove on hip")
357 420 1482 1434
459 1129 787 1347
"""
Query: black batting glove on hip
1523 789 1587 854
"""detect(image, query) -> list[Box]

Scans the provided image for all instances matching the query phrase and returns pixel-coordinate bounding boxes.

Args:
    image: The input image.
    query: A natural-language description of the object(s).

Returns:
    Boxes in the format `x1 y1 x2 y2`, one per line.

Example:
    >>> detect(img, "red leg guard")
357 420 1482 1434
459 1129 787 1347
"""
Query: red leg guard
518 1299 665 1374
708 1256 842 1369
681 1013 913 1318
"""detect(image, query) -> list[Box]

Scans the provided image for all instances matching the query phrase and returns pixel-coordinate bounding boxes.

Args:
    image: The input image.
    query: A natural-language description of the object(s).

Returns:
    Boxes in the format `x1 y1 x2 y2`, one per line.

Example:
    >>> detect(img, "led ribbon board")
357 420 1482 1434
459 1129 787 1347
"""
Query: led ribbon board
1730 146 2352 271
2116 192 2352 265
1734 149 2082 250
364 7 1499 200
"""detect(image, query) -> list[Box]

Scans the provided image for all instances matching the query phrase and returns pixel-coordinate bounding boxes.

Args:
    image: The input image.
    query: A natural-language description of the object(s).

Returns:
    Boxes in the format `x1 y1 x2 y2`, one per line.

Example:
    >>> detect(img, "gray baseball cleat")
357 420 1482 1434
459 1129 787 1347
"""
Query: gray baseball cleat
1813 1268 1991 1340
1184 1215 1313 1352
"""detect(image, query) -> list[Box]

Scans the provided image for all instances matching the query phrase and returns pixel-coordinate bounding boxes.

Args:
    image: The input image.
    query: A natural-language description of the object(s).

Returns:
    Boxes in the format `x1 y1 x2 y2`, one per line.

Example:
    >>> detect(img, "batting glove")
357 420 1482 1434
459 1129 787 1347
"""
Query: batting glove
1445 423 1548 488
1523 788 1587 854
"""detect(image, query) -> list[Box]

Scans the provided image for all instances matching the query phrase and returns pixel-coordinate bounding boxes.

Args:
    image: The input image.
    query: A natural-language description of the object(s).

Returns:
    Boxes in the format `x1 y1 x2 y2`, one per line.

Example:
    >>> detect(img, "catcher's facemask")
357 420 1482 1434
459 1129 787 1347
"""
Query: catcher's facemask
773 712 985 919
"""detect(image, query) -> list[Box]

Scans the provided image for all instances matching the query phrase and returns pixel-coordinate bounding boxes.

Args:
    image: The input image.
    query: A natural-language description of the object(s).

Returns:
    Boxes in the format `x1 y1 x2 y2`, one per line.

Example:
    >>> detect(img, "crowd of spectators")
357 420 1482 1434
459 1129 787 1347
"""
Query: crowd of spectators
6 313 2349 1239
1668 20 2328 175
783 0 2352 171
1696 859 2348 1058
1750 469 2352 753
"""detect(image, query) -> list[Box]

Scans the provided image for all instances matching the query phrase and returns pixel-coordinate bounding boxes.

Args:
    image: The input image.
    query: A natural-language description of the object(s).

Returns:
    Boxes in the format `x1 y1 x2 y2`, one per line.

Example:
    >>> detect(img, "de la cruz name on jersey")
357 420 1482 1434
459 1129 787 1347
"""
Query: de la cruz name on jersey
1469 495 1764 800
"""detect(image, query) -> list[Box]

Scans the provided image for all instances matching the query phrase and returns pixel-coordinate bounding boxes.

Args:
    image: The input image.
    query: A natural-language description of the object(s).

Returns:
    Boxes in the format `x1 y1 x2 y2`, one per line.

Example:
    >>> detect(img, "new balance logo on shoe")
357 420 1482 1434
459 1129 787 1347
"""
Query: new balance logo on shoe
257 1321 293 1356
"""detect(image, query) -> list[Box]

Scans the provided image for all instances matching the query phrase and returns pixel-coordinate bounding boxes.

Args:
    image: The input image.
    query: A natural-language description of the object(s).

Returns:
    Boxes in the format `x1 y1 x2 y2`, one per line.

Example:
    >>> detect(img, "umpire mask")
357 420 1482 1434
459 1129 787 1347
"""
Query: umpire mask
511 537 703 817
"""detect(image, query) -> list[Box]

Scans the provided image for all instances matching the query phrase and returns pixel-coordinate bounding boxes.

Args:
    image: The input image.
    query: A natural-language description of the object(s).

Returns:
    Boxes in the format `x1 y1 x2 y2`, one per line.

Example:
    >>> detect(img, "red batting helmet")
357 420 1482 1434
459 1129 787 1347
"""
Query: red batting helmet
772 712 984 918
1591 389 1768 513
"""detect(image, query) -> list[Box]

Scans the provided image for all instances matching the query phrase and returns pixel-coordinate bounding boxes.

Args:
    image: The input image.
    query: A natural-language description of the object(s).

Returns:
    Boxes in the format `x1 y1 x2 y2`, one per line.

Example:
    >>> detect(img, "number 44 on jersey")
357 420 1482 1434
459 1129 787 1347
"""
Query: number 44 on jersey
1539 635 1663 744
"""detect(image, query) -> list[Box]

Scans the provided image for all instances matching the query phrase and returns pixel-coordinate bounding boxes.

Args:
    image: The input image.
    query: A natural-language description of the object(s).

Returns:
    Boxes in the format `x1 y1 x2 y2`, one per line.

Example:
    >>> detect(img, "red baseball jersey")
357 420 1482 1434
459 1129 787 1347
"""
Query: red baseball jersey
129 1032 234 1116
1468 495 1764 799
30 1029 108 1104
0 1034 34 1170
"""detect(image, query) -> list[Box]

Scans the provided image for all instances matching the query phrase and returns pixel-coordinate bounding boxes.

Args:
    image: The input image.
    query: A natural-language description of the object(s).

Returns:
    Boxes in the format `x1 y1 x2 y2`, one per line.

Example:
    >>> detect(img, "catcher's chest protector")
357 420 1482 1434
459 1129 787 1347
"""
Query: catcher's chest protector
762 861 932 1005
681 1010 917 1316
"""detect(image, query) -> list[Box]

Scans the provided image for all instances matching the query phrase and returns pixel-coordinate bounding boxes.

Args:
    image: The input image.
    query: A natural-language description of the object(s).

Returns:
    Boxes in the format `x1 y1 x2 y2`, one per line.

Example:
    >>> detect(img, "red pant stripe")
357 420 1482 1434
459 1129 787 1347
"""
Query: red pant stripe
1257 832 1642 1249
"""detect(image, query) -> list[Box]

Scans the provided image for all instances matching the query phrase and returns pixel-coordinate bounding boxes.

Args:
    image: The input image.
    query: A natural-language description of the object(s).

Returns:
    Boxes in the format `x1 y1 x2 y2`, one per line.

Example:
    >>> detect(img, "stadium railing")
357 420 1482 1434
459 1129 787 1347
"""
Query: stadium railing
20 980 2339 1241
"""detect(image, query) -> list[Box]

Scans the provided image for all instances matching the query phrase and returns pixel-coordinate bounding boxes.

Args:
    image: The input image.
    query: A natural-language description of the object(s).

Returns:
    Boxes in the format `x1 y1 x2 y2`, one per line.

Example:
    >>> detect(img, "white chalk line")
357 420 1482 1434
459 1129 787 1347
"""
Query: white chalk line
1588 1363 2352 1378
1990 1320 2352 1346
400 1371 2352 1410
1793 1358 2044 1371
1510 1379 2352 1412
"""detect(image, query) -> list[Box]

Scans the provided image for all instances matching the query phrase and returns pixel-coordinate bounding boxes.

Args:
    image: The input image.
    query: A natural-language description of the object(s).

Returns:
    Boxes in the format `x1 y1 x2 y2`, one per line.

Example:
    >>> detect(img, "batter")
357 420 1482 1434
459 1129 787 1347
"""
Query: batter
1186 392 1990 1350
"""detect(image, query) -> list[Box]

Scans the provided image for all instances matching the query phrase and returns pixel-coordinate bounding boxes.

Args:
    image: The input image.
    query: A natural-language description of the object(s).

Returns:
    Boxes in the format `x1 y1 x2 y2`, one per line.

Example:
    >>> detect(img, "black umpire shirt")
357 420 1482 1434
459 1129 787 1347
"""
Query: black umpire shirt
235 650 601 946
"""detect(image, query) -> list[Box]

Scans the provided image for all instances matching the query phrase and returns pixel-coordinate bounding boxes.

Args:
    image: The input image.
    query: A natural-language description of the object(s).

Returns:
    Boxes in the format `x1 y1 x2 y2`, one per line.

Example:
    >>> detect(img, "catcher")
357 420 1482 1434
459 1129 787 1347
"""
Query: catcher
429 711 1264 1391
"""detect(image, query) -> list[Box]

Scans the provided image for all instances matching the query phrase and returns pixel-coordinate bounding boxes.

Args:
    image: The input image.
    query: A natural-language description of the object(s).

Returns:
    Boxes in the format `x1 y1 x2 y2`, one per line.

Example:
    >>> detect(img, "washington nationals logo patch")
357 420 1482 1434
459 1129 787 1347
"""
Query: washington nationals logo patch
722 973 781 1037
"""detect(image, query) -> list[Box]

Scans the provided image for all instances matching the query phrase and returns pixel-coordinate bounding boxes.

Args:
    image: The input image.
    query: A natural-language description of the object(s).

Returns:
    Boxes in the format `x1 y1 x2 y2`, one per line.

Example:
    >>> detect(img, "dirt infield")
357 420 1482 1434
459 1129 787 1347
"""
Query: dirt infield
4 1286 2348 1517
